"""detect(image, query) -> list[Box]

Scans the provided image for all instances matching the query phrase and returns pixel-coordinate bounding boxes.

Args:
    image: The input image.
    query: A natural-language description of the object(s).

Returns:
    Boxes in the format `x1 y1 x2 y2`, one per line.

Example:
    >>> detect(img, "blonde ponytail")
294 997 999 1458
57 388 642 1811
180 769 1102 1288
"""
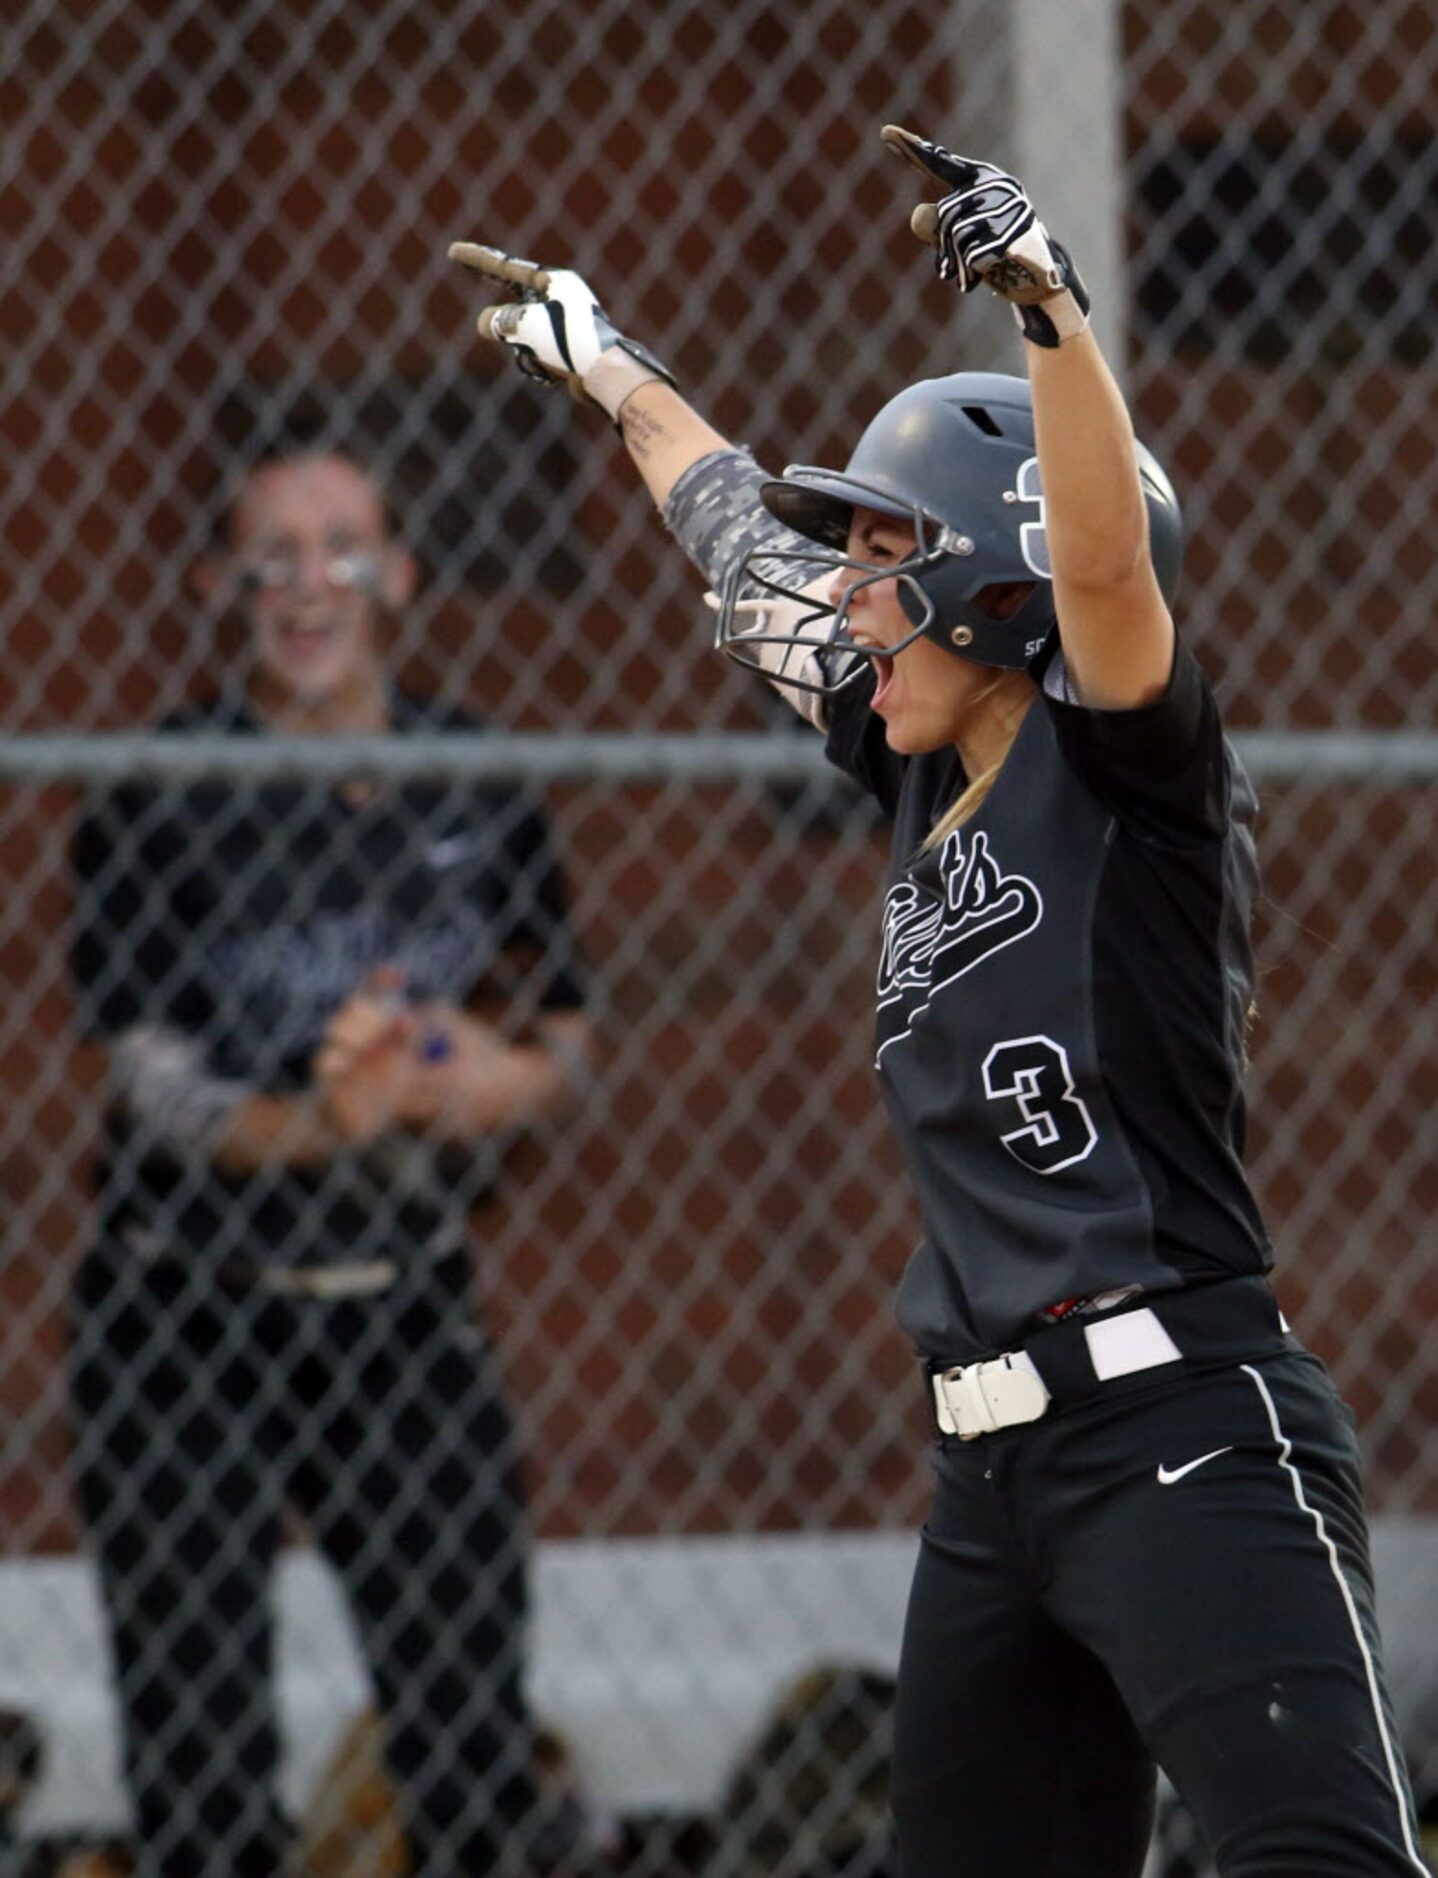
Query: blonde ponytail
920 762 1004 851
919 671 1035 853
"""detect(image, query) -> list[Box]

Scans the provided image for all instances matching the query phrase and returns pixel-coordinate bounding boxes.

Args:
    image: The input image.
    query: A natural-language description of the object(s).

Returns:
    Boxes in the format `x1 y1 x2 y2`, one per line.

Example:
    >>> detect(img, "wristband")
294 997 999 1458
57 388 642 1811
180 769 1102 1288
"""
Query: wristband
1015 288 1091 349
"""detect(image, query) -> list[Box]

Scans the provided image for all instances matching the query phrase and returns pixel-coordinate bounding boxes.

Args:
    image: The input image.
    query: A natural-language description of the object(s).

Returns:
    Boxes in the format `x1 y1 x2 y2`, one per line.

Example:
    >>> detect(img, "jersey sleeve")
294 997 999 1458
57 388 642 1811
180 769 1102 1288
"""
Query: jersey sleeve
1041 636 1231 842
478 791 587 1014
70 786 211 1039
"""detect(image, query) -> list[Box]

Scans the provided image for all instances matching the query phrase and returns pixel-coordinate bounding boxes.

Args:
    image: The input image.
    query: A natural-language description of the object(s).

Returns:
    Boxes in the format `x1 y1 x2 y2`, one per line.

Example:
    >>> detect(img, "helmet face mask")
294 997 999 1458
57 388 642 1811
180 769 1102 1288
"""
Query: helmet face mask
714 372 1183 698
715 518 945 700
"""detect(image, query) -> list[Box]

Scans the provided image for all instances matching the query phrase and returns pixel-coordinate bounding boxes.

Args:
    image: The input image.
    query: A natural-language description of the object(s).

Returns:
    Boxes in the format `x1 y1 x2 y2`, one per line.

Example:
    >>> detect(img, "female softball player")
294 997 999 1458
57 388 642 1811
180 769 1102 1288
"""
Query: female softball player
449 128 1425 1876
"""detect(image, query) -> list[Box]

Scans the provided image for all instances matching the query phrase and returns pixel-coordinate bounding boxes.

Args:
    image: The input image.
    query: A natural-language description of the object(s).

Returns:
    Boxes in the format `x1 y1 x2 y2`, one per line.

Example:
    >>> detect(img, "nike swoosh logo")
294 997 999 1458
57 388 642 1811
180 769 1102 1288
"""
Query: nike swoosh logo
1156 1446 1233 1486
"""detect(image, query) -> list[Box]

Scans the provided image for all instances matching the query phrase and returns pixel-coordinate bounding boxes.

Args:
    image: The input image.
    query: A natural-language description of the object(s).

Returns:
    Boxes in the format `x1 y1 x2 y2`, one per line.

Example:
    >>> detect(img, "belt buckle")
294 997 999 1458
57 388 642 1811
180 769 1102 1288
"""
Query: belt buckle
933 1354 1050 1440
934 1364 995 1440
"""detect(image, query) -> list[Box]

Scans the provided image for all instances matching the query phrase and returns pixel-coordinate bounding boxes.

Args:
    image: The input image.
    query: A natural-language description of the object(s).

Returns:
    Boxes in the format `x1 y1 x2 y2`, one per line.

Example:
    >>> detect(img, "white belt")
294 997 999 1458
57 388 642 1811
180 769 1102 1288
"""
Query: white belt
932 1352 1050 1439
932 1306 1188 1439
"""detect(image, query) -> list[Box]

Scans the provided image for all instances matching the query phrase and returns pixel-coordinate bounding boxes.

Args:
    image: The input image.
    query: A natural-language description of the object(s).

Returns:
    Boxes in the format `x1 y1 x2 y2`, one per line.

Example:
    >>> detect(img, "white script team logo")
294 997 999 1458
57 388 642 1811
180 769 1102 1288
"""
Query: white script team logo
877 827 1042 1016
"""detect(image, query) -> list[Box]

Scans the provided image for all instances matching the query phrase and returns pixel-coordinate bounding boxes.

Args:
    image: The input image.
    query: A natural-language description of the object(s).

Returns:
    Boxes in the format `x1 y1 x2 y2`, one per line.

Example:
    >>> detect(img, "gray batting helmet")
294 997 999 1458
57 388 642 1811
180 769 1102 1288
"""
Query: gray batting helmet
718 372 1182 689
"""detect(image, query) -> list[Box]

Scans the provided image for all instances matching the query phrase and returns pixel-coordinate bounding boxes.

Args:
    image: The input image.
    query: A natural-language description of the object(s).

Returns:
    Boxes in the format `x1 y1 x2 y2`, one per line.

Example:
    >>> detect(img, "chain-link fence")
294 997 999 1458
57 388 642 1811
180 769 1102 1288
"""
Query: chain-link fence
4 0 1437 1872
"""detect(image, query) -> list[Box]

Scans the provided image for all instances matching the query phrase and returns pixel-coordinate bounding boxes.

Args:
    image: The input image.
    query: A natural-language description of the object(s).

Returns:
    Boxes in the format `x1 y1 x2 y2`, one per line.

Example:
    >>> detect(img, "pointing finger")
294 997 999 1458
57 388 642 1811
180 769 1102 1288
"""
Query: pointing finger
447 242 551 294
879 125 982 193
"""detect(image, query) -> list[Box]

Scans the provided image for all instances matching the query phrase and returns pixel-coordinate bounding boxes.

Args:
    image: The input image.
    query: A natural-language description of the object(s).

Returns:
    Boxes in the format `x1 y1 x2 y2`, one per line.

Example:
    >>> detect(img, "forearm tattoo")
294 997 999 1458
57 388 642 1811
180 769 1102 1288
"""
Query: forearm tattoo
619 399 670 462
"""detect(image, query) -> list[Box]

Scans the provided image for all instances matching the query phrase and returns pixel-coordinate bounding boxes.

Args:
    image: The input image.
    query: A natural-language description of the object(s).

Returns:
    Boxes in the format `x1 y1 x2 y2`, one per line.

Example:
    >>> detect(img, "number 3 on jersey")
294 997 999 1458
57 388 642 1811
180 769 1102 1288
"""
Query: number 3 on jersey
982 1035 1098 1175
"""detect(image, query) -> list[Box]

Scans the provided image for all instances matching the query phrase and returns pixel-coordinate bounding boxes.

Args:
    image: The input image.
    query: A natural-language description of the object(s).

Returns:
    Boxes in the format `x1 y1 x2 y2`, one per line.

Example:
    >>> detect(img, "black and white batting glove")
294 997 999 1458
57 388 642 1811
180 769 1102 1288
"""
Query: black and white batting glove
879 126 1091 349
447 243 675 420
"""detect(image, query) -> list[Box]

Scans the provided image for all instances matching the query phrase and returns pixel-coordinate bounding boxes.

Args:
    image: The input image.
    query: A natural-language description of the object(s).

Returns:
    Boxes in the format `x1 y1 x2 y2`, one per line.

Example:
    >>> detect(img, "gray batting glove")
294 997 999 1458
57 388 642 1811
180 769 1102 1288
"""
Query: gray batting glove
880 126 1091 348
448 244 675 419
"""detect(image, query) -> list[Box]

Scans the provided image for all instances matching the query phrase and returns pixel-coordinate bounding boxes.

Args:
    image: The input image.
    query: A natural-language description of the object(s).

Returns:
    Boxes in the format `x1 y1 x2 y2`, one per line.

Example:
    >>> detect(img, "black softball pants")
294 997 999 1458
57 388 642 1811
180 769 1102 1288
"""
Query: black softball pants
892 1346 1425 1877
69 1247 537 1878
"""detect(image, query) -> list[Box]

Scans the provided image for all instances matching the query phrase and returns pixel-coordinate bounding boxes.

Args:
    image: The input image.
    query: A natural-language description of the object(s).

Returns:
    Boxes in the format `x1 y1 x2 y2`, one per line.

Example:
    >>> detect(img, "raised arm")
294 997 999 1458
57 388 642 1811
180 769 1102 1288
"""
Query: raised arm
447 244 728 509
447 243 845 722
880 129 1176 711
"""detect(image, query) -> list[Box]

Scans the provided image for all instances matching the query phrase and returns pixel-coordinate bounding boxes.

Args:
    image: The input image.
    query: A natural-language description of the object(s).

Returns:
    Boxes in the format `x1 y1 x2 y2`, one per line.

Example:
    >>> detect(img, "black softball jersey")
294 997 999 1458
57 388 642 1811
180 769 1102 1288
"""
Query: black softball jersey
71 691 585 1268
824 639 1272 1363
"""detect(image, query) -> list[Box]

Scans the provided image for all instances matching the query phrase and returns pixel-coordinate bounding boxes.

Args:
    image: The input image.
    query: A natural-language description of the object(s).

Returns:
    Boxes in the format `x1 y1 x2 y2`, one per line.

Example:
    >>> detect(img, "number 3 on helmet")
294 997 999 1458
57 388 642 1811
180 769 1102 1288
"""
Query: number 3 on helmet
715 372 1183 693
